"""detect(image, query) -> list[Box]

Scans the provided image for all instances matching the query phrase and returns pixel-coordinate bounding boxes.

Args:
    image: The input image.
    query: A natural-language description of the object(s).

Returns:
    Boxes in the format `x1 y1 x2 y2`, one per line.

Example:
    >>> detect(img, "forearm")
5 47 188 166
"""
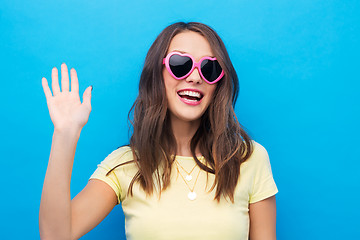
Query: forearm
39 127 81 240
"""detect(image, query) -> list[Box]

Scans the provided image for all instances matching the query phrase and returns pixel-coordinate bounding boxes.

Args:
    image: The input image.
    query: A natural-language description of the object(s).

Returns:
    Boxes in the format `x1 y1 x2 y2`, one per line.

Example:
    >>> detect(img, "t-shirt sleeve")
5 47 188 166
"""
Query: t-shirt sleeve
89 147 132 204
249 142 278 204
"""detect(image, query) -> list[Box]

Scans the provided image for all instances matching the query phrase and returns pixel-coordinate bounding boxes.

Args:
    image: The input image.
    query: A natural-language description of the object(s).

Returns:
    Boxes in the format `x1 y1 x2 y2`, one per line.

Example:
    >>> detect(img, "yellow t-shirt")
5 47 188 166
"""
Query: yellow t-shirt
89 141 278 240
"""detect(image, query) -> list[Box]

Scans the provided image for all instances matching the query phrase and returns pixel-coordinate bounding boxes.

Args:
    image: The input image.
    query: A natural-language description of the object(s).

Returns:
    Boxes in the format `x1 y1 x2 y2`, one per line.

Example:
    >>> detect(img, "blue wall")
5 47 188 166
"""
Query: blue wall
1 0 359 239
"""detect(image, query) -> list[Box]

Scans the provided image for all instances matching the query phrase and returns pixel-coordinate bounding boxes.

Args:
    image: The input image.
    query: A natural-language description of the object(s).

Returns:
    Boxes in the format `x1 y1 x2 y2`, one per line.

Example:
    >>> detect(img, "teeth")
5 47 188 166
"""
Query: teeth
178 90 201 98
184 99 198 103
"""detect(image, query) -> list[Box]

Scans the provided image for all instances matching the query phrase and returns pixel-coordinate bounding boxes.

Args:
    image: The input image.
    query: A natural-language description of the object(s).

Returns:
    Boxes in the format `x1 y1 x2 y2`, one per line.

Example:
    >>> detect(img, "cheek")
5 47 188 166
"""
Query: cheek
206 85 217 102
163 68 172 88
163 71 170 92
163 72 178 99
163 68 180 86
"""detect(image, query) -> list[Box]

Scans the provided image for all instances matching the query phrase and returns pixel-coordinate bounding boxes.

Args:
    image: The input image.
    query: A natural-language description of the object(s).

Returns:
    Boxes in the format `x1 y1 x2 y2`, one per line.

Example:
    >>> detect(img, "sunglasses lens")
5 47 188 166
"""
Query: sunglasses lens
201 59 223 83
169 54 193 78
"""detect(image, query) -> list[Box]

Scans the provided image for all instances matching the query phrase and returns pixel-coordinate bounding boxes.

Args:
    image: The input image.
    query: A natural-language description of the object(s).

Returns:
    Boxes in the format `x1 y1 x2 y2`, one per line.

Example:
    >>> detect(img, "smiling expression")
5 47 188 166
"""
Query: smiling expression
163 31 218 124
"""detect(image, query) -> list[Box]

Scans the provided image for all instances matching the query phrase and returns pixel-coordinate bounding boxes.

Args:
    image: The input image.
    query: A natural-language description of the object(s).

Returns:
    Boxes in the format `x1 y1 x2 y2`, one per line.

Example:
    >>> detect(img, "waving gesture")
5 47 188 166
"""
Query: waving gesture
42 63 92 132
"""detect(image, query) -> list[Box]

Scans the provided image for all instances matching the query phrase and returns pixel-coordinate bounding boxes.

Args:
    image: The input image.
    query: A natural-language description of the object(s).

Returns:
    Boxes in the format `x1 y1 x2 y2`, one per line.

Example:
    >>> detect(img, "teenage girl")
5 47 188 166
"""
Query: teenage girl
40 22 278 240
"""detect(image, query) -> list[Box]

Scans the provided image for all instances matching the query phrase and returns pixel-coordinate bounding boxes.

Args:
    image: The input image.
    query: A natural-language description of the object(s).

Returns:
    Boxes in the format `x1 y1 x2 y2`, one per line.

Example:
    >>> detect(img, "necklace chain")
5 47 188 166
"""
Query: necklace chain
175 160 197 175
175 160 201 200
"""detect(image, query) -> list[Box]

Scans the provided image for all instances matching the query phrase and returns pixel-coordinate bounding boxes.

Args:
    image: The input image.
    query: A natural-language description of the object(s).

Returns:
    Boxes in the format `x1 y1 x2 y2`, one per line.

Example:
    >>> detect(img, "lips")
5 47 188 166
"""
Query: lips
177 89 204 106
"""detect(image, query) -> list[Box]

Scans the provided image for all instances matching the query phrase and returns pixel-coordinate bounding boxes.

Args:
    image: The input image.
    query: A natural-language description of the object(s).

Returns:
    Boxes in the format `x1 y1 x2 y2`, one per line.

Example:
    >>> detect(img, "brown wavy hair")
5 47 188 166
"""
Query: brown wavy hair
107 22 253 202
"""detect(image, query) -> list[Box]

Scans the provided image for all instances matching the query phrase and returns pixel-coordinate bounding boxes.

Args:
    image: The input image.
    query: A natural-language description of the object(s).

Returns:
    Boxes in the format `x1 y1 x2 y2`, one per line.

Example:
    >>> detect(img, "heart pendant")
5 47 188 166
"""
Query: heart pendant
188 191 197 200
185 175 192 181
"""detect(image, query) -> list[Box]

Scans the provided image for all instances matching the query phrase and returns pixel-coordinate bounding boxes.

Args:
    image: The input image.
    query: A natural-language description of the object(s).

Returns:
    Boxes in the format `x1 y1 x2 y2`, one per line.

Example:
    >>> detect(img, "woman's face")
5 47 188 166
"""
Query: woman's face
163 31 218 124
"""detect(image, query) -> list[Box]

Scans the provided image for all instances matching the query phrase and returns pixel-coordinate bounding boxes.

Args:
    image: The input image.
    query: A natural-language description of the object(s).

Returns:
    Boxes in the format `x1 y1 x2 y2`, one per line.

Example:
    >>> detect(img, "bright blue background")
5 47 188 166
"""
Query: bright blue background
1 0 359 239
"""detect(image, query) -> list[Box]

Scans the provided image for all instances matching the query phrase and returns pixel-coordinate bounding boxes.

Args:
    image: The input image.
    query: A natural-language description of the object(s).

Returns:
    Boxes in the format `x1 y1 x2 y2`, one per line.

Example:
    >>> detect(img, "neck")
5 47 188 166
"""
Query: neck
170 115 201 157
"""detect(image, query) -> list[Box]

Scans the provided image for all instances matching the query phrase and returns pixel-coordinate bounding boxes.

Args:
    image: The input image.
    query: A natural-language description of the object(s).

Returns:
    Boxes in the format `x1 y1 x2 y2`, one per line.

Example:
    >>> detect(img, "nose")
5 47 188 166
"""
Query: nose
185 67 202 84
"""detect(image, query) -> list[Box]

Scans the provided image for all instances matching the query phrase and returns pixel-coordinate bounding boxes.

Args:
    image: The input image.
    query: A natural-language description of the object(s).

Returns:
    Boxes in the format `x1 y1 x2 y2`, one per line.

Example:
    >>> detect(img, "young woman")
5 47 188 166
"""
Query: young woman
39 22 278 240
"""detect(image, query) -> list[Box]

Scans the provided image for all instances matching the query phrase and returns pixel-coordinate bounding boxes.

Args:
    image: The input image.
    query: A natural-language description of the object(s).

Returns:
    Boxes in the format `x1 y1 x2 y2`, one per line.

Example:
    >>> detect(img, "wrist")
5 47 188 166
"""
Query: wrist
53 125 82 138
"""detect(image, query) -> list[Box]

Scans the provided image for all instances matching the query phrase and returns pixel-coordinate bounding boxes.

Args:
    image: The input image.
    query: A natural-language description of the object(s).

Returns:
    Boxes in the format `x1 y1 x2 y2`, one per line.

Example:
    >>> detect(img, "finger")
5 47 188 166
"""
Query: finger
82 86 92 111
51 67 60 96
42 77 53 100
70 68 79 93
61 63 70 92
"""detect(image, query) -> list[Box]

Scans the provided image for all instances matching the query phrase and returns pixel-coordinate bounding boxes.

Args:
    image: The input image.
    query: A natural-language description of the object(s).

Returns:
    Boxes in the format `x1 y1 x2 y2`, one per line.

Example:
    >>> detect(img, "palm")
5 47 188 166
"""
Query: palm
42 63 92 131
48 91 89 129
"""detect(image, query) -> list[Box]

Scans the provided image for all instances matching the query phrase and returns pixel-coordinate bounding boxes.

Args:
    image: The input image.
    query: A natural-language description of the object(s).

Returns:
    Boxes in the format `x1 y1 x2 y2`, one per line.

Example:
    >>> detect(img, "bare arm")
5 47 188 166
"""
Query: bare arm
70 179 118 239
39 127 79 239
39 64 117 240
249 195 277 240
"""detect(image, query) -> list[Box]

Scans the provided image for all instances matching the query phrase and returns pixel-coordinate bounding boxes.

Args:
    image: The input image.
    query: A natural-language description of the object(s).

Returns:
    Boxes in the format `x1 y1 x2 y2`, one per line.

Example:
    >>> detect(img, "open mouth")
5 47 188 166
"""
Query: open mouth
177 90 204 103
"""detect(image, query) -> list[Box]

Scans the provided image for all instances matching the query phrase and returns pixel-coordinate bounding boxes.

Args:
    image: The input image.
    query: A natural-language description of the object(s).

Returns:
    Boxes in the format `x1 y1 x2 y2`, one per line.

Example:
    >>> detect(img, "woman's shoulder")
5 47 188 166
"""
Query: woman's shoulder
251 140 269 157
242 140 271 168
101 145 135 167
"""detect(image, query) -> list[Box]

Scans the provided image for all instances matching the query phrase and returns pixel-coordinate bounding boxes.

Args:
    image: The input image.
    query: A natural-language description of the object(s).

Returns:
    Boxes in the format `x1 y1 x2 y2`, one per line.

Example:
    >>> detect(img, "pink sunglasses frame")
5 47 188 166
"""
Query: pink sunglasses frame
162 51 224 84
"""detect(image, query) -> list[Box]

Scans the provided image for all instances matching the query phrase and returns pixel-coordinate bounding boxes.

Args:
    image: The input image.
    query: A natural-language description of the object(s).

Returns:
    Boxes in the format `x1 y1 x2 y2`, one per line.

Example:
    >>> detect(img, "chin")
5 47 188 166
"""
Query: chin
171 110 204 123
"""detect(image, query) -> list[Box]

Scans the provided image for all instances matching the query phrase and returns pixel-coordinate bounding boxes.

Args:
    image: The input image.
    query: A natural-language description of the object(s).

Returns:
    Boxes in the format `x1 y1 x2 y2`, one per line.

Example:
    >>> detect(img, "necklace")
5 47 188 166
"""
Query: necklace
175 161 201 200
175 160 197 181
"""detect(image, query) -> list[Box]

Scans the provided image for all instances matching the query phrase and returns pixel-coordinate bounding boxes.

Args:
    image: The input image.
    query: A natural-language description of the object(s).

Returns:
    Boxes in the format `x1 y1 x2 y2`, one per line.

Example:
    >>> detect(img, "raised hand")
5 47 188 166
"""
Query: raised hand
42 63 92 132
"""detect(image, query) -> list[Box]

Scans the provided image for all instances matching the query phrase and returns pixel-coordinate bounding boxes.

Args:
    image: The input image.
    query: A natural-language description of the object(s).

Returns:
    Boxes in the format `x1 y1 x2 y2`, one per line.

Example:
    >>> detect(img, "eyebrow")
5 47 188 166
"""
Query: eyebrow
171 49 215 58
172 49 187 54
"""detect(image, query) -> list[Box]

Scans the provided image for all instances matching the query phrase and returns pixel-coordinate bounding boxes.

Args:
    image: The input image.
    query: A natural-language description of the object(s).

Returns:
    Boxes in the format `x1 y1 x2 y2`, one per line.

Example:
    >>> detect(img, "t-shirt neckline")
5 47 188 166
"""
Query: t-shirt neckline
174 155 204 161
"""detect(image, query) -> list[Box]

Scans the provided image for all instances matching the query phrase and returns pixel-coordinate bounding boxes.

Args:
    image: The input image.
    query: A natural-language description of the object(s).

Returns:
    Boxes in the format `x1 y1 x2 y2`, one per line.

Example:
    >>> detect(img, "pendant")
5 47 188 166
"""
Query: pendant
185 175 192 181
188 191 197 200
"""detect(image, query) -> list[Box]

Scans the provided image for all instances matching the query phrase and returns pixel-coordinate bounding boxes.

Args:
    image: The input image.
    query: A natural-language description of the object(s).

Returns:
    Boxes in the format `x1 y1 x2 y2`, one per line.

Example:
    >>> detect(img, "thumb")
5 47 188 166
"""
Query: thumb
82 85 92 111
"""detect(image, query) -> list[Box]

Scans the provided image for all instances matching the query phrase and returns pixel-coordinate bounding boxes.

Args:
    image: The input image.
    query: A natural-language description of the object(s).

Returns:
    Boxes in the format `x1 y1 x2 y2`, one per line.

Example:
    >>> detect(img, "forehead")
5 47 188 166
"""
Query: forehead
167 31 214 58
